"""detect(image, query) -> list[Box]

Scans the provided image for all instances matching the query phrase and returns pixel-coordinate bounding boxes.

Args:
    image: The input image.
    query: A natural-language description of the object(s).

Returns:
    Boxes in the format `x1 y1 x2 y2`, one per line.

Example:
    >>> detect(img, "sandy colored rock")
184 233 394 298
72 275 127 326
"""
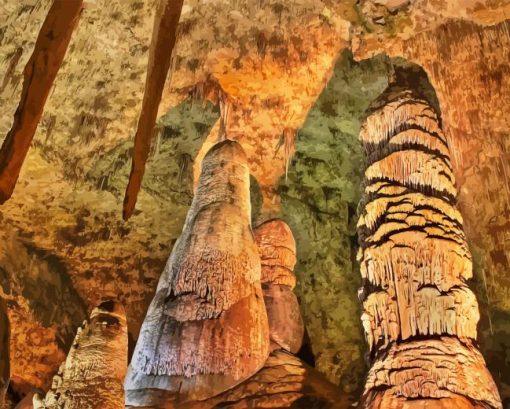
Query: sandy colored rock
254 219 304 354
34 301 128 409
357 81 501 408
125 140 269 405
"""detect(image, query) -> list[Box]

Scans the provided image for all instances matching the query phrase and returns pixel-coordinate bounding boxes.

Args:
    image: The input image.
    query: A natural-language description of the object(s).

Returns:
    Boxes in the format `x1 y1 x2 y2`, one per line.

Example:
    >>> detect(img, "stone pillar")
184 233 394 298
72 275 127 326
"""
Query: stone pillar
125 140 269 406
254 219 304 353
34 301 127 409
357 82 502 408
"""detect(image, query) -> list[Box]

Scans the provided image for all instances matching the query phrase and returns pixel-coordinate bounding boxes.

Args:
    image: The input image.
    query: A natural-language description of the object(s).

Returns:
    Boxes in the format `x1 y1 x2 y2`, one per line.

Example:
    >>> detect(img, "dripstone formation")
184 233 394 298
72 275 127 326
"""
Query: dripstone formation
125 141 349 408
356 79 502 408
33 301 128 409
125 140 270 407
254 219 304 354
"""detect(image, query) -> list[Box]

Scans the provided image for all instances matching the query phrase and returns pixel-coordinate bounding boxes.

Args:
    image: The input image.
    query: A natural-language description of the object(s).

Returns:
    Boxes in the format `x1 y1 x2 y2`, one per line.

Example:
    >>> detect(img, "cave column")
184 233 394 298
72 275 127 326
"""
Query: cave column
357 79 502 408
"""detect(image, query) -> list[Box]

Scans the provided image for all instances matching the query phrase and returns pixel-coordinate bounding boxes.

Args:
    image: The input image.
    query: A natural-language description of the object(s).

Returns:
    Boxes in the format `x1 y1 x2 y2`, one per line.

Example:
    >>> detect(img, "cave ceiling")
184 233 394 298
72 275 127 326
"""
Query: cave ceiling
0 0 509 403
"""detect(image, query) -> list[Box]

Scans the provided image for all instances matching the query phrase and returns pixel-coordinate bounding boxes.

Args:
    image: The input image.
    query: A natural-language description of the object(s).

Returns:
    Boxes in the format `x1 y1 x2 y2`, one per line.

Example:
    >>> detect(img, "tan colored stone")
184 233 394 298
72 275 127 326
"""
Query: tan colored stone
357 85 501 408
34 301 128 409
125 141 269 405
126 350 350 409
254 219 304 354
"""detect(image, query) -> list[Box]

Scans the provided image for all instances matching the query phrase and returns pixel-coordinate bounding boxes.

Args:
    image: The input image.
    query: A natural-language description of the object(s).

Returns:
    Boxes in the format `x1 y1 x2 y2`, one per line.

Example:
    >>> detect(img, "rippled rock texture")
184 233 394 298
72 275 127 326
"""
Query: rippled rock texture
357 76 501 408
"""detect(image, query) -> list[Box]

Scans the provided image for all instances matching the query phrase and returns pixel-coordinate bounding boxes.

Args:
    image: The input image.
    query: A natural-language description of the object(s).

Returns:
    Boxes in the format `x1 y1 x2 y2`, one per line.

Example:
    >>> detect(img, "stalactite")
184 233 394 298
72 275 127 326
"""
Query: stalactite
357 83 502 409
123 0 185 220
125 140 269 407
0 299 9 409
33 301 128 409
254 219 304 354
0 0 83 204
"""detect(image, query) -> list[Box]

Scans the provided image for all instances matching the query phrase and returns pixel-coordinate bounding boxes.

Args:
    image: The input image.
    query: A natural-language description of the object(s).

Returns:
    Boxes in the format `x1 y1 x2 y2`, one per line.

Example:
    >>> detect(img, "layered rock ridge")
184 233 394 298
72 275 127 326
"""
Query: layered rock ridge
33 301 128 409
356 80 502 408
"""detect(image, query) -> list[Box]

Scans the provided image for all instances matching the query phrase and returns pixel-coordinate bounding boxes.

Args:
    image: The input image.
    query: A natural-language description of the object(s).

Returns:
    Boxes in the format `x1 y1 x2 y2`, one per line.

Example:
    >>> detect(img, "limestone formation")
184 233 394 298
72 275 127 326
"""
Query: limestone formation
254 219 304 354
33 301 128 409
125 140 269 406
357 82 502 408
0 299 9 409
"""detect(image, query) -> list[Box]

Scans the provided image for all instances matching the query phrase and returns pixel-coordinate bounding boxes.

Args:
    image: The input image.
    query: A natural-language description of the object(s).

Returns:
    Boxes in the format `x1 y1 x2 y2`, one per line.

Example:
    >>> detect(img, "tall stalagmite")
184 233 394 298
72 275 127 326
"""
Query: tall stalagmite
125 140 269 407
0 299 9 409
33 301 128 409
356 77 502 408
254 219 304 353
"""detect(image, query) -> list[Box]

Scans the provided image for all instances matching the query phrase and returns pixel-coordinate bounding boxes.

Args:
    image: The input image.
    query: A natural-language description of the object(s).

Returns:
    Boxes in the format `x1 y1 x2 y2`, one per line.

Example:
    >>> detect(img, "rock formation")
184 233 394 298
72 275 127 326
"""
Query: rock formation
125 140 269 406
0 0 509 403
0 298 9 409
159 349 350 409
127 211 348 409
356 76 502 408
254 219 304 354
33 301 128 409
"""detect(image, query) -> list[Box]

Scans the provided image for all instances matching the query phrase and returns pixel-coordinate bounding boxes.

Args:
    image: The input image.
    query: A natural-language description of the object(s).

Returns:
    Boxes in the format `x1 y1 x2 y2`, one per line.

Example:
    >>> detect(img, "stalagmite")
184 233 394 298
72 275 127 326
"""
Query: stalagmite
130 214 347 409
33 301 128 409
0 299 9 409
125 140 269 407
0 0 83 204
254 219 304 353
123 0 184 220
357 80 502 408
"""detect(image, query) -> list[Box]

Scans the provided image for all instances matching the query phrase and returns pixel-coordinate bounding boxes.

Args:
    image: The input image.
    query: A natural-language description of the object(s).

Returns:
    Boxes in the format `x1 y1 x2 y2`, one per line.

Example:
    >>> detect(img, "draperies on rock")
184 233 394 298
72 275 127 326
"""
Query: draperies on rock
125 140 269 406
357 81 502 409
129 350 350 409
33 301 127 409
254 219 304 354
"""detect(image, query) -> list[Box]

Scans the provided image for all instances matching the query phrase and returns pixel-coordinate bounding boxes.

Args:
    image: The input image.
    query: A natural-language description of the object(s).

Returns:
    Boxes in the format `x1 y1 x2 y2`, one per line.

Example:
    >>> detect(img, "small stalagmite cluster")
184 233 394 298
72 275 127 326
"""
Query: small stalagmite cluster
33 301 128 409
356 80 502 408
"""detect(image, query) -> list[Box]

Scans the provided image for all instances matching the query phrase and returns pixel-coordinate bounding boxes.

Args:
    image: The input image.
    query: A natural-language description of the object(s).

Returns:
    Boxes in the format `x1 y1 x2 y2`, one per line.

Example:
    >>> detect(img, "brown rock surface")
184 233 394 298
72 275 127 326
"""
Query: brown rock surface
254 219 304 354
357 80 501 408
0 299 9 408
125 140 269 406
126 349 350 409
33 301 128 409
0 0 509 402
